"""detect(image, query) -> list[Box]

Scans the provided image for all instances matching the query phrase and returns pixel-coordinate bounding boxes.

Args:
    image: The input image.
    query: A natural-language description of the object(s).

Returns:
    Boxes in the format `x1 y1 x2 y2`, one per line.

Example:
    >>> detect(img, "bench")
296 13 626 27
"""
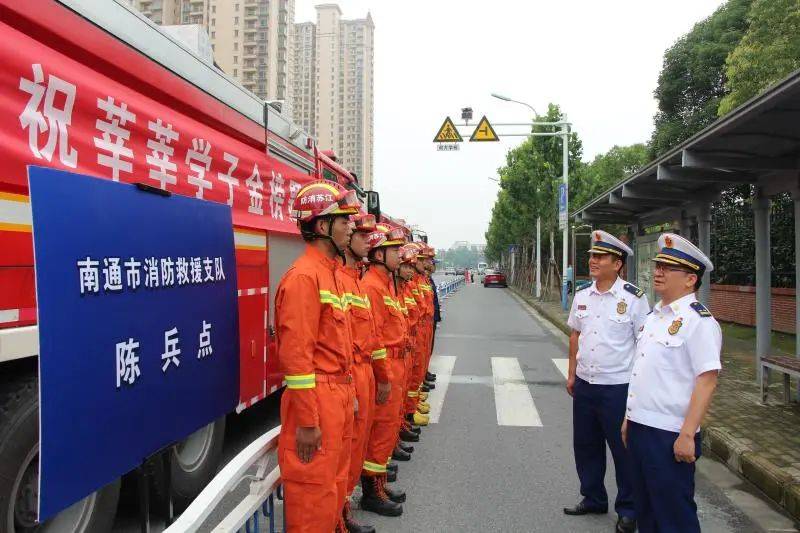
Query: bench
760 355 800 404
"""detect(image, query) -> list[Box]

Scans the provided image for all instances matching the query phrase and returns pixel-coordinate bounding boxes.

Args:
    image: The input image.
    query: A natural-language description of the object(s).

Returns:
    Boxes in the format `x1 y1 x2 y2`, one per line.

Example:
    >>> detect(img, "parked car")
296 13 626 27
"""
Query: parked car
444 267 456 275
455 267 465 275
483 269 507 287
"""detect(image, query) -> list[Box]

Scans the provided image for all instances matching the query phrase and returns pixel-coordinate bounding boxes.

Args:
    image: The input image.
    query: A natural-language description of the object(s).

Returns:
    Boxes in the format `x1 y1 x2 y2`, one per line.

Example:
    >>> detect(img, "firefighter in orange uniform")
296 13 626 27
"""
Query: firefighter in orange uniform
274 181 360 533
392 243 420 461
339 212 389 533
398 244 431 428
359 223 408 517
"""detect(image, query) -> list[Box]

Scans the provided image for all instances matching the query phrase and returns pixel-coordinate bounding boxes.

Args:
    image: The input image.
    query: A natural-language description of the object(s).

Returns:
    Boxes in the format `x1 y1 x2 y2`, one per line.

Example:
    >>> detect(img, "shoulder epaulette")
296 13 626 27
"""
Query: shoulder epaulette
690 301 712 317
575 283 589 292
623 283 644 298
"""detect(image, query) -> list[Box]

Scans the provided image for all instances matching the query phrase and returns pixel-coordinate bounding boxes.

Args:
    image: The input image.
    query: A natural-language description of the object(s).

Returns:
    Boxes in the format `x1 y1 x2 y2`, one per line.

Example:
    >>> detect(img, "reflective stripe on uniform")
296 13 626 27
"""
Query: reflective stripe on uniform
382 295 401 311
362 460 387 473
404 297 417 307
285 373 316 389
319 290 344 310
407 390 419 398
371 348 387 360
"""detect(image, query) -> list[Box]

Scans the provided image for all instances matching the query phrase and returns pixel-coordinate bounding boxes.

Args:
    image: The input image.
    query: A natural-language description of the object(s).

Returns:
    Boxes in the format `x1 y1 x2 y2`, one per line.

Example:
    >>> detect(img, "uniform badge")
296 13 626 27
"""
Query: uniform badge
668 318 683 335
617 300 627 314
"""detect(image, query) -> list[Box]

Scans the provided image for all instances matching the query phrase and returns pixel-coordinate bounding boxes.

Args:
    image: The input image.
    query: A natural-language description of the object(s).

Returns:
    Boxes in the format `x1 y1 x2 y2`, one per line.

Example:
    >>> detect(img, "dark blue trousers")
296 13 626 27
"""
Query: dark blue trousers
627 421 702 533
572 377 635 518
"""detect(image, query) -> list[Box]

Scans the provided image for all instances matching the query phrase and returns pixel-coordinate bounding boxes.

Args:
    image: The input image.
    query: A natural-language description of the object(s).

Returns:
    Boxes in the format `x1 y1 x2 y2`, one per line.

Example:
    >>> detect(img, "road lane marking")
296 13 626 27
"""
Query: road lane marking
427 355 456 424
491 357 542 427
552 358 569 380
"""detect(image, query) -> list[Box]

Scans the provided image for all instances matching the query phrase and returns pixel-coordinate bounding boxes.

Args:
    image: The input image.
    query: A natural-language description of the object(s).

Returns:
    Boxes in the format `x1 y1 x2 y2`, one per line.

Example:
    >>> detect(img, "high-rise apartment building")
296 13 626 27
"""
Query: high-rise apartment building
290 4 374 189
127 0 294 106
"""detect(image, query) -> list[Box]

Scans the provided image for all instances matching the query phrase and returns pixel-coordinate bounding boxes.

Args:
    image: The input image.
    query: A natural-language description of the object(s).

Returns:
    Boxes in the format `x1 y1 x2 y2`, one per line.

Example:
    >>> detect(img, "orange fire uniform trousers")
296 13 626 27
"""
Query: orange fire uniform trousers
364 352 406 470
278 381 354 532
347 360 375 495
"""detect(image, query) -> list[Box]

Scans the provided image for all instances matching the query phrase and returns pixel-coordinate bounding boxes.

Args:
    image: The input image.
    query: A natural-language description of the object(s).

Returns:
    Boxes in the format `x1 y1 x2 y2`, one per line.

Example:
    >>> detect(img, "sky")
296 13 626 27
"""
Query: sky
295 0 727 250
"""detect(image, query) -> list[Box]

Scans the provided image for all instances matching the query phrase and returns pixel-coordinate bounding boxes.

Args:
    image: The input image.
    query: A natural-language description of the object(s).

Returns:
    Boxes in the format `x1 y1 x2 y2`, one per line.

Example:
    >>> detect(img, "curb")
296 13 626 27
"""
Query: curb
509 285 800 523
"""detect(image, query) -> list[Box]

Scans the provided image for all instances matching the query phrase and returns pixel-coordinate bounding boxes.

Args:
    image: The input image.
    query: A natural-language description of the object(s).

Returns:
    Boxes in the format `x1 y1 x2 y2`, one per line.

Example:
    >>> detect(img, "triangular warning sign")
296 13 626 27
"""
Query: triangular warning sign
470 116 499 142
433 117 463 143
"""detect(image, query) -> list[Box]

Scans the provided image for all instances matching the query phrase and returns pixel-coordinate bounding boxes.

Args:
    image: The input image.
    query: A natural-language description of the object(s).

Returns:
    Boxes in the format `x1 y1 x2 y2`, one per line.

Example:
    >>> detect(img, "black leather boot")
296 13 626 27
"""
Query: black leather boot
398 442 414 453
399 428 419 442
387 469 397 482
343 501 375 533
392 446 411 461
360 474 403 517
423 380 435 389
426 372 437 381
380 473 406 504
420 384 431 393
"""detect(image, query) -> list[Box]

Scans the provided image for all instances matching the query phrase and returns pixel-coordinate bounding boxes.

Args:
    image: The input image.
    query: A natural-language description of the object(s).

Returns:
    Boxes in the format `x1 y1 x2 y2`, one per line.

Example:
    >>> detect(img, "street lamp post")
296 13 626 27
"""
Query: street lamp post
491 93 571 310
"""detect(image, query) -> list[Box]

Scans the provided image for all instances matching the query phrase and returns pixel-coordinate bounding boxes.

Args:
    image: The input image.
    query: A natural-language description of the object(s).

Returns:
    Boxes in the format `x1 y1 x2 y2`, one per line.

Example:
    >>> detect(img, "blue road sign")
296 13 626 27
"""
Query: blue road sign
28 167 239 520
558 183 568 230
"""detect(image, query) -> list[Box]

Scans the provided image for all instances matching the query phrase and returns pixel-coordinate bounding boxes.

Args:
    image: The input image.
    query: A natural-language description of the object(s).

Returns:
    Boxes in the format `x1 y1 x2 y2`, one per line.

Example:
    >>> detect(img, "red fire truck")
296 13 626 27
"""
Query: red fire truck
0 1 372 530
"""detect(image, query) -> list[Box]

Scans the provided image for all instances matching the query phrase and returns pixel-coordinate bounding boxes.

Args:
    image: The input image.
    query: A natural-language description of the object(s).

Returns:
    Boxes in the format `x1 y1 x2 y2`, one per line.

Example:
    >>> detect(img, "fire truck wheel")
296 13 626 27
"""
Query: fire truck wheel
0 371 120 533
149 416 226 515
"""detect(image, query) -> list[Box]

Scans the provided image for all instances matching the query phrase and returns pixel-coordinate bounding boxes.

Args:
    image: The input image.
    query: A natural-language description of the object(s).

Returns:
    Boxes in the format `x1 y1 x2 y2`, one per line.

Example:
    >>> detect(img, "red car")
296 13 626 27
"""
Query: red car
483 269 507 287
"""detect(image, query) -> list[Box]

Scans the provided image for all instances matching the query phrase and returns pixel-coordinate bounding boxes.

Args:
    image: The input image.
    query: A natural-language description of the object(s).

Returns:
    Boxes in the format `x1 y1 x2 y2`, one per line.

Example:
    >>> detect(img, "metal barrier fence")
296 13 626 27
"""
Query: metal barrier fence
164 426 283 533
437 276 465 299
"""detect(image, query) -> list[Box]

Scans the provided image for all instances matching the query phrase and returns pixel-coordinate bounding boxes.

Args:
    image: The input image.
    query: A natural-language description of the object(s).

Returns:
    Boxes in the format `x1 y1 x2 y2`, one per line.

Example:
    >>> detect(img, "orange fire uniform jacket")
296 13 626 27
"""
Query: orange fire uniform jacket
274 245 354 427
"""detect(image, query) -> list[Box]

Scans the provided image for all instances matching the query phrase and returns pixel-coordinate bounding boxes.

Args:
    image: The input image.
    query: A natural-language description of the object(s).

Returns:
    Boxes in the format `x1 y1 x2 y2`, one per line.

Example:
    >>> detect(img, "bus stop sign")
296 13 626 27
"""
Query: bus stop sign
28 167 239 521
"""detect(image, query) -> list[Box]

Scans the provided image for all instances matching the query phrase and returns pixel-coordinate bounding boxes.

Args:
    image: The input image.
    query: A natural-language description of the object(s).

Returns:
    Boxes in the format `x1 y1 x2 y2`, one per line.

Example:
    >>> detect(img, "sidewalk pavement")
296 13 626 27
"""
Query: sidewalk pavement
511 286 800 523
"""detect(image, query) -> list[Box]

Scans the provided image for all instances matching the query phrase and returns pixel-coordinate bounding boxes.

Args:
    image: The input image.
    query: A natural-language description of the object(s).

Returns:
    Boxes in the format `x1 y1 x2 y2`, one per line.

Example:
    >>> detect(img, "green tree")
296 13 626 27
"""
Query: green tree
572 144 649 210
484 104 584 263
649 0 753 158
718 0 800 115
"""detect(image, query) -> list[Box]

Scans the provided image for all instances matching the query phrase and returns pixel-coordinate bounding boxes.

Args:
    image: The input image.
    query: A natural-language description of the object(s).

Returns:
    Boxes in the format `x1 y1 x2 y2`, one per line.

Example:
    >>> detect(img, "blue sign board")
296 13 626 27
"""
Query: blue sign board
28 167 239 520
558 183 568 229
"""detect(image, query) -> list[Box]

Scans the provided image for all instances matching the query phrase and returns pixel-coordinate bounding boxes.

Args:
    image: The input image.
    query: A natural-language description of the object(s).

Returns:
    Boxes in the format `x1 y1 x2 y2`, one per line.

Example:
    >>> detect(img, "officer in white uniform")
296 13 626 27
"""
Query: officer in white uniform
622 233 721 533
564 231 650 533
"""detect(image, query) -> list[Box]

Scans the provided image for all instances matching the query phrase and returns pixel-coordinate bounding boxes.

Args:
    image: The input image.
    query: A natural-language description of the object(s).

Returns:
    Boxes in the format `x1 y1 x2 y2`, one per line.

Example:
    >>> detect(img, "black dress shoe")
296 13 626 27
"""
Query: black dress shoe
386 469 397 483
420 384 431 393
392 447 411 461
398 442 414 453
616 516 636 533
387 462 398 473
399 428 419 442
563 502 607 516
425 372 437 382
423 380 435 390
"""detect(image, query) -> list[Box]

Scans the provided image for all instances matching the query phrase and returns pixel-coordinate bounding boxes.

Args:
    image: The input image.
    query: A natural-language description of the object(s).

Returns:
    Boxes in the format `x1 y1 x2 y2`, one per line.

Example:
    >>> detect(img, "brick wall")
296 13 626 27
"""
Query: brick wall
710 284 796 334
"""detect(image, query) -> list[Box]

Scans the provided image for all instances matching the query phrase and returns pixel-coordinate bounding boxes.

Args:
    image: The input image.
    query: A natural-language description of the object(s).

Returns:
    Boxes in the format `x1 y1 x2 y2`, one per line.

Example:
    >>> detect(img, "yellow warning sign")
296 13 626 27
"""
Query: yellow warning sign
433 117 463 143
470 116 499 142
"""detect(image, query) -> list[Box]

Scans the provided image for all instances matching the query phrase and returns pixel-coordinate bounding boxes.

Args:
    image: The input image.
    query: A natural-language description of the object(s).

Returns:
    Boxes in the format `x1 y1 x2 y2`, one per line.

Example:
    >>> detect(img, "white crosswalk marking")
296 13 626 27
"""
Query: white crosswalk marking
427 355 456 424
552 358 569 380
491 357 542 427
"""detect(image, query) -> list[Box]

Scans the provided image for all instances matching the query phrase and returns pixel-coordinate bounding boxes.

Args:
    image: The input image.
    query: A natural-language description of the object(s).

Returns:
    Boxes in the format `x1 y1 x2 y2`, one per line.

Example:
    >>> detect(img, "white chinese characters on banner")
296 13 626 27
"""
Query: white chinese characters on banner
113 320 214 389
186 138 213 199
80 256 226 294
146 118 179 190
269 170 285 221
161 327 181 372
19 63 78 168
18 63 318 225
246 164 263 215
198 320 212 359
94 96 136 181
115 337 141 388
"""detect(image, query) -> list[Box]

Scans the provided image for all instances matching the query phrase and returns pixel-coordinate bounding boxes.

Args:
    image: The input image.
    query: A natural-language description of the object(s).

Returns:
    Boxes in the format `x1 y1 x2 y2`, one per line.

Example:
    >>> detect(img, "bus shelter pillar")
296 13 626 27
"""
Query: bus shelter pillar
753 189 772 381
696 202 712 306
